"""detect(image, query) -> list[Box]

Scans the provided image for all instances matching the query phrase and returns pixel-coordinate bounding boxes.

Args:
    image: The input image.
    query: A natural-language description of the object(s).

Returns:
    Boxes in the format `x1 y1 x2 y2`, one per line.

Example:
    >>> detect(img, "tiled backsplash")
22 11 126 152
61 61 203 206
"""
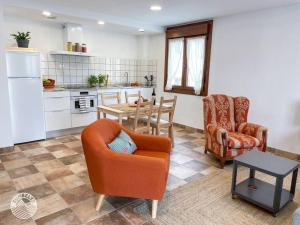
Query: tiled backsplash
41 53 157 87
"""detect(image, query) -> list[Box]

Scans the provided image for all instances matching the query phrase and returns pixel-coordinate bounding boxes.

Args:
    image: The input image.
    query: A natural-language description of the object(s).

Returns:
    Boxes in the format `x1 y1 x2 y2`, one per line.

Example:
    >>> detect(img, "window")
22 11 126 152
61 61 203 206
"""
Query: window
164 21 213 96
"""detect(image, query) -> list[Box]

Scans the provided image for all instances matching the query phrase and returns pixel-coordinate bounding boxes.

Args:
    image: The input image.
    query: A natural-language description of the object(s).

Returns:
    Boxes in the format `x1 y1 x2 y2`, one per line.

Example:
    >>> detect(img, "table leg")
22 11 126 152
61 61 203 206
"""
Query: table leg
273 177 283 214
118 115 123 125
231 161 238 198
250 168 255 179
290 168 298 199
97 108 101 120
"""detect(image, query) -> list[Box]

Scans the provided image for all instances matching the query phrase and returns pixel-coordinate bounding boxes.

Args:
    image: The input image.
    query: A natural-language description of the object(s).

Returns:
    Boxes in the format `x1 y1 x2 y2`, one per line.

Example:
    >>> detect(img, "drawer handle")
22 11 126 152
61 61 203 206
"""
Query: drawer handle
48 109 69 112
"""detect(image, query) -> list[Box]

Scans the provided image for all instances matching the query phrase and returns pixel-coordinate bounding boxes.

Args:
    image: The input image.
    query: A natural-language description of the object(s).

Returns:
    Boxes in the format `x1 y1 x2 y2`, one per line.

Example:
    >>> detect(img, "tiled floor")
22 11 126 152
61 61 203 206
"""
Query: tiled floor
0 126 222 225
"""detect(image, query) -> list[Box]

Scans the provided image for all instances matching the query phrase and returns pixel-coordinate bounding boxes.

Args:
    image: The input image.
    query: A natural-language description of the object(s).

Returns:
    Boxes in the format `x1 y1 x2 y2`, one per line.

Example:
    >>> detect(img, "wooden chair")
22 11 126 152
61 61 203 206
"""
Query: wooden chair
99 92 121 119
150 96 177 146
125 90 141 103
131 98 154 134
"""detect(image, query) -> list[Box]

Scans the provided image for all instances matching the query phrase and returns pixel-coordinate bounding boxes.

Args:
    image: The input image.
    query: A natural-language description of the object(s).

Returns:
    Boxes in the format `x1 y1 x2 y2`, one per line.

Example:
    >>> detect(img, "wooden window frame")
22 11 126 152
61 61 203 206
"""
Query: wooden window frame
164 20 213 96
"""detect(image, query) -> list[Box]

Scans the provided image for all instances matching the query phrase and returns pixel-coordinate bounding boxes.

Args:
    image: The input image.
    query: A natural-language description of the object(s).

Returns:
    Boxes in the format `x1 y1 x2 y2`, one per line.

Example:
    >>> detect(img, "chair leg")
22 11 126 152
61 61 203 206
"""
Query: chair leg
220 158 226 169
152 200 158 219
152 126 155 135
156 126 160 135
169 126 174 147
96 194 105 211
204 148 208 154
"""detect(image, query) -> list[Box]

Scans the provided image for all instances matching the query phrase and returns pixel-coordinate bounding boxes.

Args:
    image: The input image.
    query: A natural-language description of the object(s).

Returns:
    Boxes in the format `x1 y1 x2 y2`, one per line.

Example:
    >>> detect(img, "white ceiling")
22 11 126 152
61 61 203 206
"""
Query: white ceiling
3 0 300 34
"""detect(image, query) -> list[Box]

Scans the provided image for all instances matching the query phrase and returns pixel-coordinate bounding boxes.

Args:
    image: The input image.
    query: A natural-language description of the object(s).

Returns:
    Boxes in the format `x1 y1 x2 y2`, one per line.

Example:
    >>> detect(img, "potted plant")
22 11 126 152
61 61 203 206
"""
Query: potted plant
88 75 98 87
98 74 106 87
10 31 31 48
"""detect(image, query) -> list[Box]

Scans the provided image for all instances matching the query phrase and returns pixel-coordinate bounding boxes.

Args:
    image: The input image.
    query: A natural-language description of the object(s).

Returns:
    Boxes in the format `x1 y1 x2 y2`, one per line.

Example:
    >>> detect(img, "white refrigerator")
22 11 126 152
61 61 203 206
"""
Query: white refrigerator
6 51 46 144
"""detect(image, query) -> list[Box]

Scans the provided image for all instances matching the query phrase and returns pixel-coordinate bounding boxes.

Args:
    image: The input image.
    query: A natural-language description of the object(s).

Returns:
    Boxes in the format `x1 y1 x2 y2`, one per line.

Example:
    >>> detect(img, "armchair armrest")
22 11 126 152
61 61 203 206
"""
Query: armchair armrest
123 128 172 153
206 124 228 146
238 122 267 141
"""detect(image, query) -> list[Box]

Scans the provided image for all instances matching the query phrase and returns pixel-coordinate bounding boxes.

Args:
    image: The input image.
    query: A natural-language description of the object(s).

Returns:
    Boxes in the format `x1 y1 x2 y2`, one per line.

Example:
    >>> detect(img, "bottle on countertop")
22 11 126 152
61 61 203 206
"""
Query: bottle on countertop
82 44 87 53
152 88 156 105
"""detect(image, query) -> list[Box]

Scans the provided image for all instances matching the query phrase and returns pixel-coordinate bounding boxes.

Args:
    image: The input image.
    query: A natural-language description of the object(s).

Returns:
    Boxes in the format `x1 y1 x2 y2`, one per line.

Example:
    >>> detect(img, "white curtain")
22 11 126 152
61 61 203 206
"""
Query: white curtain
187 36 206 95
165 38 184 90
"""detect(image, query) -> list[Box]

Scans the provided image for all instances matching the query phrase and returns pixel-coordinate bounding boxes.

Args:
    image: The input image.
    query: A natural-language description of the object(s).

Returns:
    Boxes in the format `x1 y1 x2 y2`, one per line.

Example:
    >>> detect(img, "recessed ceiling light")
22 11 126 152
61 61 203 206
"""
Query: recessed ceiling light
150 5 162 11
42 11 52 17
138 28 145 32
97 21 105 25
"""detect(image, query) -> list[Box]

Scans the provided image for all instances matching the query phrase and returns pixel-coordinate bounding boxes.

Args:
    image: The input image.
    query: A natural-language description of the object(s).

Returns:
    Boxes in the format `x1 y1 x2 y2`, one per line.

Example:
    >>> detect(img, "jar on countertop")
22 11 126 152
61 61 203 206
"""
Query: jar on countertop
82 44 87 53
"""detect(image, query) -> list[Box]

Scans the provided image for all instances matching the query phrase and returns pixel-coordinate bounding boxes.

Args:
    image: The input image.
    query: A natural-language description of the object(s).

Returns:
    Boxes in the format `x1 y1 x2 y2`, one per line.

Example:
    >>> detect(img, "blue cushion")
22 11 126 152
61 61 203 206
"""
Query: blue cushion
108 131 137 154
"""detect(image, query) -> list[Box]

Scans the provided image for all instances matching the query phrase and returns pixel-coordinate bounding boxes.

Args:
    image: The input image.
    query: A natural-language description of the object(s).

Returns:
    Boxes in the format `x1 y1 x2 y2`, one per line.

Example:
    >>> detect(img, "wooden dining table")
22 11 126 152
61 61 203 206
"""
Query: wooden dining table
97 103 161 125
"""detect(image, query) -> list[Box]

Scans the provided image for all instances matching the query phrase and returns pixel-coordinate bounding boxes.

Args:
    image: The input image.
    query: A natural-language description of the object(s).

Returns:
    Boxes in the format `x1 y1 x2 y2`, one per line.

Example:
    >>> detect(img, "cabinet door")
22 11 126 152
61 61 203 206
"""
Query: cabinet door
44 97 70 111
71 112 97 128
45 110 71 131
141 88 153 99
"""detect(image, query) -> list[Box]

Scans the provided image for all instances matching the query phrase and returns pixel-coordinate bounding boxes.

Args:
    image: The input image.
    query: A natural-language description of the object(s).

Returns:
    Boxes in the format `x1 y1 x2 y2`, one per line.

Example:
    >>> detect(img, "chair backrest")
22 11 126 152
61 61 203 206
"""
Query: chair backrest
156 96 177 124
203 94 249 132
132 98 154 134
125 91 141 103
100 92 121 106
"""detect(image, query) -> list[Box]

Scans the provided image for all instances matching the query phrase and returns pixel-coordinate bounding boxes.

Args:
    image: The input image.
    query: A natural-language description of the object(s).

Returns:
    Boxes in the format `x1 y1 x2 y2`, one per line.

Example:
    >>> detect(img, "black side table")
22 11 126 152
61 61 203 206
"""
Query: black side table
231 150 298 216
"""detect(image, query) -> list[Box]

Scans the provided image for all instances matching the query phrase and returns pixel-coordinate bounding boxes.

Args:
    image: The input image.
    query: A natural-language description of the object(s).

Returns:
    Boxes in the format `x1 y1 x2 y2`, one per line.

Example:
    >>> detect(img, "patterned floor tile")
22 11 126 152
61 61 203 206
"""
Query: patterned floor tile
3 158 32 170
166 174 187 191
43 167 73 181
0 180 16 194
23 148 49 157
0 191 17 212
35 208 81 225
59 154 83 166
72 197 115 223
56 136 78 143
0 209 35 225
29 153 56 164
0 152 25 162
18 142 41 151
51 148 78 159
118 199 151 225
105 196 138 209
87 211 131 225
13 173 47 190
169 165 198 179
67 162 87 174
21 183 56 199
170 153 193 164
7 165 39 179
34 159 65 173
184 172 204 183
60 184 95 205
50 174 85 193
182 160 210 172
45 144 69 152
34 193 68 220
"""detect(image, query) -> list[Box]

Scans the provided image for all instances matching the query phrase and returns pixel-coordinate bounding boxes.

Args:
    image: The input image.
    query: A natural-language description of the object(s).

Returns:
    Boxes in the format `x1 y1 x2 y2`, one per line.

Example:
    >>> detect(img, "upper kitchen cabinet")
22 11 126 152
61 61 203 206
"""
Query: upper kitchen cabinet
6 51 40 78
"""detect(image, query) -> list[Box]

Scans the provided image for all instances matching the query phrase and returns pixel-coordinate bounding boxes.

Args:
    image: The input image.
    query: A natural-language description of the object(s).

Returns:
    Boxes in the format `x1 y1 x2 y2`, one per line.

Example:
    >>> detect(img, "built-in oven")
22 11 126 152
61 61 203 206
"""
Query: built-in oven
70 90 98 114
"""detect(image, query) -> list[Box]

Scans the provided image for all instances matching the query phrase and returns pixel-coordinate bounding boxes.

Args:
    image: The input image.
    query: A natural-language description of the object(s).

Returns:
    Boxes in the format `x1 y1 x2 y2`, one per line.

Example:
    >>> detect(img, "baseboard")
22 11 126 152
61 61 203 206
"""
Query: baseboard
267 146 300 161
173 122 204 133
46 127 84 139
0 146 15 153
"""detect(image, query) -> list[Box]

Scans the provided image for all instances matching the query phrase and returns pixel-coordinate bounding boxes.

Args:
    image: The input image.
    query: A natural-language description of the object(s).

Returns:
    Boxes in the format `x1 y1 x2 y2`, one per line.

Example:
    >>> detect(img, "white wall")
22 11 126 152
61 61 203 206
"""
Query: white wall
4 15 139 58
0 4 13 148
209 4 300 154
149 4 300 154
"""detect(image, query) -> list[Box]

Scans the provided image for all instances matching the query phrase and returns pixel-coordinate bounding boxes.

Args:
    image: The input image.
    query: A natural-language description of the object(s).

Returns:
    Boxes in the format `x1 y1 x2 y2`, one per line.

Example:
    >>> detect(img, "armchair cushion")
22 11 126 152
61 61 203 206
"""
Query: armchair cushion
228 132 260 149
108 130 137 154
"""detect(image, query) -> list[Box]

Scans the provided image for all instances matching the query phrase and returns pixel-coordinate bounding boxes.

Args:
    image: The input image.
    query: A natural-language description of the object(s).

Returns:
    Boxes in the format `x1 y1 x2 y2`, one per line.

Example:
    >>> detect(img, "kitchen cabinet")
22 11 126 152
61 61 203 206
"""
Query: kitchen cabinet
43 91 71 131
71 112 97 128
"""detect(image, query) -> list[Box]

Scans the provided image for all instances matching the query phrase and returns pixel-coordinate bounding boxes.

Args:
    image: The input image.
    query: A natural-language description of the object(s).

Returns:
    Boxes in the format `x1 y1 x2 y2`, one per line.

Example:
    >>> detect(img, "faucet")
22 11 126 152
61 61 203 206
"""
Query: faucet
124 72 129 86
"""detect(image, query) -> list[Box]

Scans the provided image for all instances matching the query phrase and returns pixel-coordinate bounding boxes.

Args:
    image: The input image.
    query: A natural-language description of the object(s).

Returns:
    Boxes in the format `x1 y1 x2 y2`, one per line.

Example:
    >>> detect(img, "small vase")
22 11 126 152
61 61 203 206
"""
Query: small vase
17 39 29 48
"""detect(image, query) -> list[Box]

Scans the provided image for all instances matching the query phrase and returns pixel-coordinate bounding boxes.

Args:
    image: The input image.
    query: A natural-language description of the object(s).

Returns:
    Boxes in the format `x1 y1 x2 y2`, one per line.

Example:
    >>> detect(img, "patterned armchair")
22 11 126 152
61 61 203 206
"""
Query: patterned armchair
203 94 268 168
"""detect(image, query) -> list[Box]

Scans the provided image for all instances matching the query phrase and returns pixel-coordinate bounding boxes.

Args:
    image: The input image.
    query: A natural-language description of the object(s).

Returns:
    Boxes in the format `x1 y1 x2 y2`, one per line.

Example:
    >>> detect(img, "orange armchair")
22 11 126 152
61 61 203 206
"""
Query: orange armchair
203 95 268 168
81 119 172 219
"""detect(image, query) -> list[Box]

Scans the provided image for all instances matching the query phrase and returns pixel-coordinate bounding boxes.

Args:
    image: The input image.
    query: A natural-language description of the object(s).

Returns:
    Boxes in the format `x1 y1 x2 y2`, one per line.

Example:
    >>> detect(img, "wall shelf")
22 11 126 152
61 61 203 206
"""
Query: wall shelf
49 50 94 57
